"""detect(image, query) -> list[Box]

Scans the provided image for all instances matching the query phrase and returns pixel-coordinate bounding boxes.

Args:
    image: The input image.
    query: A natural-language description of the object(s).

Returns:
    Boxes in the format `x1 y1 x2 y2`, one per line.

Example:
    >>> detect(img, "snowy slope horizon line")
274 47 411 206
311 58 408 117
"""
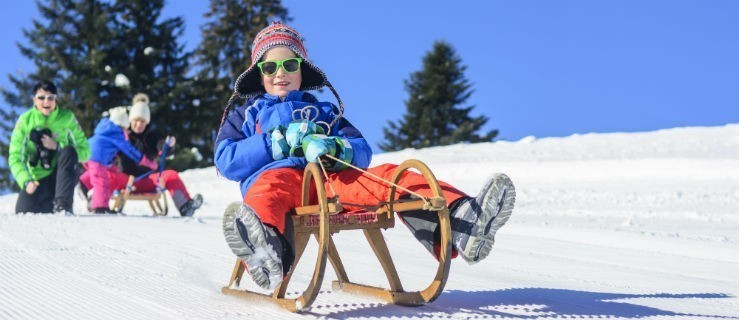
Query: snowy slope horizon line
504 122 738 143
375 122 738 164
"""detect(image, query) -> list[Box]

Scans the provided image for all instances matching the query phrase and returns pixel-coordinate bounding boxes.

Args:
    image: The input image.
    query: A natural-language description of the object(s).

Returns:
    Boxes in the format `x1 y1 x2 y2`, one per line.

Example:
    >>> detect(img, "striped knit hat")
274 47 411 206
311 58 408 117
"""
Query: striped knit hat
233 21 328 98
228 21 344 129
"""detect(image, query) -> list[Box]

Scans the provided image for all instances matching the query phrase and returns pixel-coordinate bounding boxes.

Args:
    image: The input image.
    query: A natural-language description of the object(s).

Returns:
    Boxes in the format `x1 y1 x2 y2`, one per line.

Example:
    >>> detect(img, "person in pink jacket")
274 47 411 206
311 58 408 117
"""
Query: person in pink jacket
84 106 157 214
79 94 202 216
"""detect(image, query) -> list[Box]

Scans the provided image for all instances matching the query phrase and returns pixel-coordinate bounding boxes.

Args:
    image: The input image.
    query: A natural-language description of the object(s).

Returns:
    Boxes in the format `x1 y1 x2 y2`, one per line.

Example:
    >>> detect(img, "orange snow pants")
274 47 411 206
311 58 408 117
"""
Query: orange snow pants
243 163 467 234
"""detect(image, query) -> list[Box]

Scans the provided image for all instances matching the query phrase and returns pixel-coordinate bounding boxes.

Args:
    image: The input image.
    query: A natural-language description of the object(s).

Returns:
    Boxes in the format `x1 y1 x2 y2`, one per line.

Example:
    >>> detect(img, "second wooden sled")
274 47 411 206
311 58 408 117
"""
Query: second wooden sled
110 174 169 216
109 137 172 216
222 159 452 312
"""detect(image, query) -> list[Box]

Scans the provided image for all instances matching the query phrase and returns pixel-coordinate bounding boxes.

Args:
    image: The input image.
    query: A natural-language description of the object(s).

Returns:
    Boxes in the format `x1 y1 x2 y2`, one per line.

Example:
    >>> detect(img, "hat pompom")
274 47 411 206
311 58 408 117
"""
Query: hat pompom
132 93 149 105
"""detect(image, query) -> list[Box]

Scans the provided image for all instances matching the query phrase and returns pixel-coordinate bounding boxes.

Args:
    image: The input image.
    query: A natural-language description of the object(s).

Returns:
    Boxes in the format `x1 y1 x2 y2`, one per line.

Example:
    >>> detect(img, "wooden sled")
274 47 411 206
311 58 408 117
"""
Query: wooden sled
110 175 169 216
221 159 452 312
109 138 172 216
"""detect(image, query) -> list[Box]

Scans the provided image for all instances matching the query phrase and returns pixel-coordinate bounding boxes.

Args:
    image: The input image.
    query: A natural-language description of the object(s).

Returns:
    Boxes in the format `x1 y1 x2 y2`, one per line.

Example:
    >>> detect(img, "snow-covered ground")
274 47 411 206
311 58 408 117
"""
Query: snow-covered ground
1 124 737 319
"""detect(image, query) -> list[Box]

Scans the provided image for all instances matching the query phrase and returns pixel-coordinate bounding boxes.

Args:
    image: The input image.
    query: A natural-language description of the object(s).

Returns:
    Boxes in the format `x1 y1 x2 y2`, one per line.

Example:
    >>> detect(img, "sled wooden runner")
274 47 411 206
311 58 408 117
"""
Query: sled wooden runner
221 159 452 312
110 175 169 216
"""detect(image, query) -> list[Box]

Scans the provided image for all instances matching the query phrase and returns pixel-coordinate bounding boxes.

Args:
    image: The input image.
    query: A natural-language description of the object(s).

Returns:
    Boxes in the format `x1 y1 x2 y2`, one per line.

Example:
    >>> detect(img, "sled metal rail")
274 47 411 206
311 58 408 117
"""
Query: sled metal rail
221 159 452 312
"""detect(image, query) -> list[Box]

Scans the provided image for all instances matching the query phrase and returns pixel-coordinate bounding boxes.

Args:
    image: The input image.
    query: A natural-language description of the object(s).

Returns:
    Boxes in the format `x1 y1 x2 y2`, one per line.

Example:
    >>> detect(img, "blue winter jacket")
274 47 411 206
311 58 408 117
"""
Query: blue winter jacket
88 118 144 166
215 91 373 197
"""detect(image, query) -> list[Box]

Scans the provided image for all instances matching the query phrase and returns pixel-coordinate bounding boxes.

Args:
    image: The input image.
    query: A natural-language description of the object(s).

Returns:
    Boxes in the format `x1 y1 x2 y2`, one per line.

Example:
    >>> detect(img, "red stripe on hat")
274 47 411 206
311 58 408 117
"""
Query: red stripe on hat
251 25 307 65
252 35 306 61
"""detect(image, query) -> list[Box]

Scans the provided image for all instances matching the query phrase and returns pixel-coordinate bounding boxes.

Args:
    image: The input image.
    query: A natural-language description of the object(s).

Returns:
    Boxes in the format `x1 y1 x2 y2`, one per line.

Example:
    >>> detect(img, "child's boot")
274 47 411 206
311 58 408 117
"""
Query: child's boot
178 194 203 217
92 207 118 214
451 173 516 264
222 202 284 291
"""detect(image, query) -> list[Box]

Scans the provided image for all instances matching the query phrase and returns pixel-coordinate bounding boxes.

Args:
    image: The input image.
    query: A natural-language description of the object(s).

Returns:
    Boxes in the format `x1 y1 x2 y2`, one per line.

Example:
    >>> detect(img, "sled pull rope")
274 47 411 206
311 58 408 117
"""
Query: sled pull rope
317 158 338 198
322 154 431 206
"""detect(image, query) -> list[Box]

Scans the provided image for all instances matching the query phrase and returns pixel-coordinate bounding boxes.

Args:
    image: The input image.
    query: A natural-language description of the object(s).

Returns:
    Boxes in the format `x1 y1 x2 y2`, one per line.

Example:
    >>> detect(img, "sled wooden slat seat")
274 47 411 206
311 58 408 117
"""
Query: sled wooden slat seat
110 175 168 215
295 210 392 229
222 159 452 312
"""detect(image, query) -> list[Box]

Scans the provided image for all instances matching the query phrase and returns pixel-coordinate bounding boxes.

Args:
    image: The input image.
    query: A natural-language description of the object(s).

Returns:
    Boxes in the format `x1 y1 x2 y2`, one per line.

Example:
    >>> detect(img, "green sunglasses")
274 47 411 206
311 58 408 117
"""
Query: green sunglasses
257 57 303 76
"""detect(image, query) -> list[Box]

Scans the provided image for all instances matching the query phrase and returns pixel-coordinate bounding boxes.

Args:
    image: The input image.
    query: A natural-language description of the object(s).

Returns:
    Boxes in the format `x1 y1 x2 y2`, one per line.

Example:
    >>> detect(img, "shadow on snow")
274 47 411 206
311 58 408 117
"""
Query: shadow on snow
314 287 735 319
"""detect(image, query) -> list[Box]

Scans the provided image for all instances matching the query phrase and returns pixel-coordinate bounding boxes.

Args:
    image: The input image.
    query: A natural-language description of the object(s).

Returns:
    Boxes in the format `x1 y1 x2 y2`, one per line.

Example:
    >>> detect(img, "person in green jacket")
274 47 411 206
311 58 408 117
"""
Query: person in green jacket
8 81 90 214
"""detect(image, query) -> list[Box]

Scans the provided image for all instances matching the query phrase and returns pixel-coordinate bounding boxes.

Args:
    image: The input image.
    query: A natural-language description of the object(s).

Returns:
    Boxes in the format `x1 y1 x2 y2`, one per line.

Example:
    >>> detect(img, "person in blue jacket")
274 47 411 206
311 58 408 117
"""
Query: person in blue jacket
86 106 158 214
216 22 516 291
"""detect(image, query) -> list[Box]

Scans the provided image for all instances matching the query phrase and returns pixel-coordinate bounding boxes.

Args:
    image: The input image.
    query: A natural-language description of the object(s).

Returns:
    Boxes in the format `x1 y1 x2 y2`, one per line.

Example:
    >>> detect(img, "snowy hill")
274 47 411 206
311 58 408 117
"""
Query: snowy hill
1 124 737 319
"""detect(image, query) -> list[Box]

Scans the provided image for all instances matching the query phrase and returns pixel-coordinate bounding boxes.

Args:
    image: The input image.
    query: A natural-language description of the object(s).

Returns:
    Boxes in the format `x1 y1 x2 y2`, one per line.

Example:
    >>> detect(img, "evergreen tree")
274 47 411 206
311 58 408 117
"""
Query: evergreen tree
197 0 290 84
1 0 116 191
191 0 290 154
110 0 203 171
0 0 202 189
379 41 498 152
0 105 20 191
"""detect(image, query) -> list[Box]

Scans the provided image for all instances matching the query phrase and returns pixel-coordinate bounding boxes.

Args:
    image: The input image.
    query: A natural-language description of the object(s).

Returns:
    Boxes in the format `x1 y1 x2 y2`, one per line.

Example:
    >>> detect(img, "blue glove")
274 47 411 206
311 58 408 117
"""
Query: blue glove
286 120 325 156
301 134 354 171
301 134 335 163
270 127 290 160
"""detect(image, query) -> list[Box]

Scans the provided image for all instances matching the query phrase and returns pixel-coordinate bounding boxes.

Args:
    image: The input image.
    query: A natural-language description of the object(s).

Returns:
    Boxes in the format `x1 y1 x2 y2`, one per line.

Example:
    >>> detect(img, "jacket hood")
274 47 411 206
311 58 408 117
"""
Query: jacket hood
94 118 125 138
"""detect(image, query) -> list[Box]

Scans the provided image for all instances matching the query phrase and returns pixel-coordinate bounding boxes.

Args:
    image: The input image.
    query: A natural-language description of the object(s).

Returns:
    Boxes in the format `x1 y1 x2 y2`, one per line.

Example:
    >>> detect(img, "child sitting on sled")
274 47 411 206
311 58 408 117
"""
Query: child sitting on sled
86 106 158 213
80 94 203 216
215 22 516 290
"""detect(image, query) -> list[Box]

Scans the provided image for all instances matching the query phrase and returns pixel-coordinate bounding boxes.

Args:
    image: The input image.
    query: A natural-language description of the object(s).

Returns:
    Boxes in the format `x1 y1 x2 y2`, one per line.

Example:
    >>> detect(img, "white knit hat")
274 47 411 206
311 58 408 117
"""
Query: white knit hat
108 106 130 128
129 93 151 124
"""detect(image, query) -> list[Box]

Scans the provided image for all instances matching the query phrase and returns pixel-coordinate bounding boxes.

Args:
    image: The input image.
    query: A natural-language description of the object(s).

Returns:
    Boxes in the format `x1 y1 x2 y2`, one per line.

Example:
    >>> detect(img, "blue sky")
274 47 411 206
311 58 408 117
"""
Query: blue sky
2 1 738 150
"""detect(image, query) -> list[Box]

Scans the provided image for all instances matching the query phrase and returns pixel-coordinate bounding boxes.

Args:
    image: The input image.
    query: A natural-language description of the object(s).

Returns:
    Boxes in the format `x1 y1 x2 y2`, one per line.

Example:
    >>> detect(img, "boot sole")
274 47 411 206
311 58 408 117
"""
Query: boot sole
462 173 516 263
222 202 283 290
